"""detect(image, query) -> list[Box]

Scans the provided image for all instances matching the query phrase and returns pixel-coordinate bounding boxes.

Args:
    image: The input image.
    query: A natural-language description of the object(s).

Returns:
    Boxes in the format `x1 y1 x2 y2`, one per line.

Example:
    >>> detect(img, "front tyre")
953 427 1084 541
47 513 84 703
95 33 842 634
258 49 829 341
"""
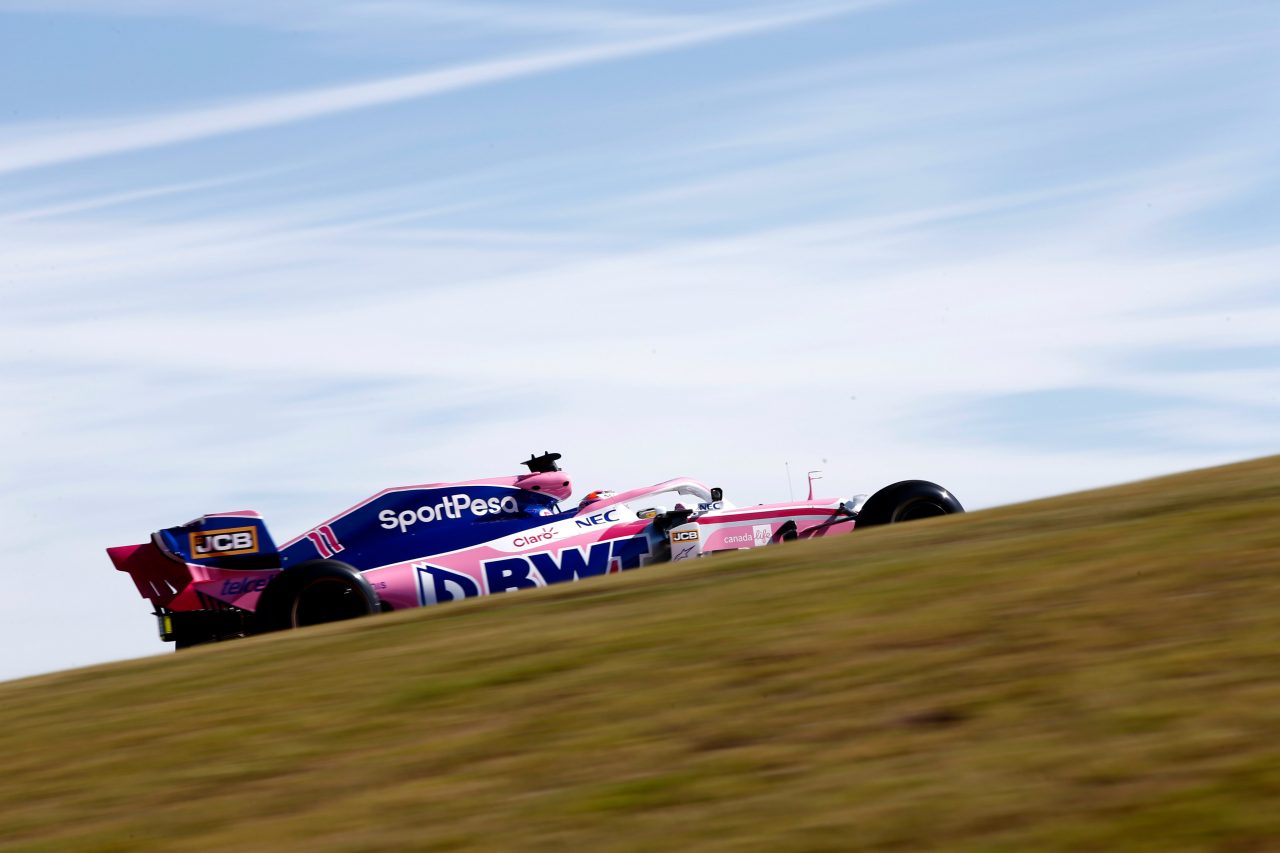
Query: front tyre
856 480 963 527
254 560 379 633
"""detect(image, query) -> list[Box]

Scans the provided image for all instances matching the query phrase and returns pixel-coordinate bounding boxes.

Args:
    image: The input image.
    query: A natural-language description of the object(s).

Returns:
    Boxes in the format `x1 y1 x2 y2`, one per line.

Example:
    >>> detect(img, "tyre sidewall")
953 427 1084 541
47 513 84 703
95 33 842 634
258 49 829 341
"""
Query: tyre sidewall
254 560 378 633
857 480 963 527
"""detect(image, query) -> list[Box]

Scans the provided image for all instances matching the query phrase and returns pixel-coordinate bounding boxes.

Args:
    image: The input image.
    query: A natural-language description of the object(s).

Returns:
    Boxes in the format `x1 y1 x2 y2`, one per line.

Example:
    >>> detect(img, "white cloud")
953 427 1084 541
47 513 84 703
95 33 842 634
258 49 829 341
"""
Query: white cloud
0 1 891 176
0 170 286 224
335 0 707 35
0 0 707 36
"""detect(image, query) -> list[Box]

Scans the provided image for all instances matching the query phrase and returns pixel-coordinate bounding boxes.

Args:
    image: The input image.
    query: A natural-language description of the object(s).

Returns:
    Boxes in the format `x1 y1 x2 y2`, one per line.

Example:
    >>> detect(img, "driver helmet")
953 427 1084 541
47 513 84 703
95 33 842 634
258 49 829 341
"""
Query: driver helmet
578 489 616 511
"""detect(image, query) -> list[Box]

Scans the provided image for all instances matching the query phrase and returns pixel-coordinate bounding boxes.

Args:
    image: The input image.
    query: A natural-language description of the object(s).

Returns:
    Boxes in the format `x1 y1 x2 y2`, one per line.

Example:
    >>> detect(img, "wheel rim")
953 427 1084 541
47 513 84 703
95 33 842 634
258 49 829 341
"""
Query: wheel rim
291 578 370 627
895 500 949 522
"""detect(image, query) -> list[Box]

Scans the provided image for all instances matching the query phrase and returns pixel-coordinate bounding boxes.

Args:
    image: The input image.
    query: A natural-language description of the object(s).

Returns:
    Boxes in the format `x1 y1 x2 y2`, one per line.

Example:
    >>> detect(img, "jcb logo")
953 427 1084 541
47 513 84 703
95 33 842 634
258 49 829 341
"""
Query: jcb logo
670 529 700 543
190 527 258 558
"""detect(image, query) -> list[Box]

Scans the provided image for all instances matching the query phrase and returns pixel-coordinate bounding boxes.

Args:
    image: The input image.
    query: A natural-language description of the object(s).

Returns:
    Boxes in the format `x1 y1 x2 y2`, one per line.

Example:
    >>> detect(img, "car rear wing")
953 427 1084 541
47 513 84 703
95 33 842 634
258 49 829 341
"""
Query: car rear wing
107 511 281 610
153 511 280 570
107 538 195 609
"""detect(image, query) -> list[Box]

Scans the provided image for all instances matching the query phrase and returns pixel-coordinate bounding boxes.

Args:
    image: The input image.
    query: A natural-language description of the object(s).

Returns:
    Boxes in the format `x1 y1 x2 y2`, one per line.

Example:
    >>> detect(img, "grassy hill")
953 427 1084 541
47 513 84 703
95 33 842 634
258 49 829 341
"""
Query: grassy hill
3 457 1278 851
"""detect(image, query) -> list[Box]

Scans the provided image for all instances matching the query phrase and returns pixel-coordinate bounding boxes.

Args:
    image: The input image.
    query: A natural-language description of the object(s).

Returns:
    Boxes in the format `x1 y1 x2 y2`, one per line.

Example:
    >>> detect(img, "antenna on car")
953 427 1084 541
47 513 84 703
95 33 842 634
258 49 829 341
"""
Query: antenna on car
522 451 562 473
807 470 824 501
785 461 794 502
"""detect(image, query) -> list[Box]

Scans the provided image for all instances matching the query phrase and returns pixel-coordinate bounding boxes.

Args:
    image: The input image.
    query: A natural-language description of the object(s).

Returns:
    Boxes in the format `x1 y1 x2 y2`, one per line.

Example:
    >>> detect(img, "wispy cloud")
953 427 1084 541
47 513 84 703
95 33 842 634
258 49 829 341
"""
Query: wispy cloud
0 1 890 176
0 0 705 36
336 0 706 35
0 169 285 223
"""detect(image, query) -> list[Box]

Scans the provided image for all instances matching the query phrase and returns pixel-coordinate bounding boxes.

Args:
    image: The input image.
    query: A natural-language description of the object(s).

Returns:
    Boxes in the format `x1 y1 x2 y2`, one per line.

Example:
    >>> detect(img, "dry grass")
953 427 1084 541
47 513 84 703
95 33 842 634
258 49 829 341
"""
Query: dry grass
2 456 1278 851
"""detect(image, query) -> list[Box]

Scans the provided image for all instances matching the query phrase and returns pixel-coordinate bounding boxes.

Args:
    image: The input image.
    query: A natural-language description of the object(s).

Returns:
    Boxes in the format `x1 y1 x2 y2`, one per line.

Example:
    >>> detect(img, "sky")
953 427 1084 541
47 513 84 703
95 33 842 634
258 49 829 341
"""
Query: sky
1 0 1277 682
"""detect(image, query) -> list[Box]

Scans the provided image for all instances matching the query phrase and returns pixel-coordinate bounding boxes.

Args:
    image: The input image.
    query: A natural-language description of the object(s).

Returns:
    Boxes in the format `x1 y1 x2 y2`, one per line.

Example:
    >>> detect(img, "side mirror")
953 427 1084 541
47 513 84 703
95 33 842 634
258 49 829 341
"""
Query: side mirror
710 487 723 501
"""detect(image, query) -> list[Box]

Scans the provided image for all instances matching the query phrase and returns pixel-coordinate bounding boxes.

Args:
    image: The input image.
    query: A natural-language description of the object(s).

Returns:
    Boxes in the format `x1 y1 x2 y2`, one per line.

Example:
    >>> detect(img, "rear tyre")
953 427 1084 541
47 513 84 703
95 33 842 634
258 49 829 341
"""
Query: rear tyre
254 560 379 633
856 480 963 528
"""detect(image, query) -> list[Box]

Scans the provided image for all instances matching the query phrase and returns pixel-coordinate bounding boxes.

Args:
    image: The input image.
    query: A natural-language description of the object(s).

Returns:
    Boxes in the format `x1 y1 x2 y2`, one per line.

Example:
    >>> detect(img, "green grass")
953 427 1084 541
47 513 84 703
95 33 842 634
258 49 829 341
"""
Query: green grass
3 456 1279 851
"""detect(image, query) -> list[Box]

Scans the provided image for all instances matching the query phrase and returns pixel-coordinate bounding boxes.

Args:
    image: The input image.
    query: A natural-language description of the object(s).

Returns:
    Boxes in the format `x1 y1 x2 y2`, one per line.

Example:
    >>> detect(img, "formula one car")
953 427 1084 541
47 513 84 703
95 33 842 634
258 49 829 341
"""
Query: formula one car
108 452 962 648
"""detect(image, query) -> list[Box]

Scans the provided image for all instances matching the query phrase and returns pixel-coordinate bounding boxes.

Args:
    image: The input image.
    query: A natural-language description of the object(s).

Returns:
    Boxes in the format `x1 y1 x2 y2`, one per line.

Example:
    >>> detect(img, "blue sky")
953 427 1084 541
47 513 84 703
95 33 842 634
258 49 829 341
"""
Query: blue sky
1 0 1277 681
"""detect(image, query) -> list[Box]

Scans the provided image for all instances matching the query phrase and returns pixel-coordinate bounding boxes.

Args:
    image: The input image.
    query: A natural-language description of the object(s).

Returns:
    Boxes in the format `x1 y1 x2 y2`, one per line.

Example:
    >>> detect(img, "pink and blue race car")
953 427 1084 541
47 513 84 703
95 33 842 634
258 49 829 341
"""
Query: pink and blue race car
108 453 962 648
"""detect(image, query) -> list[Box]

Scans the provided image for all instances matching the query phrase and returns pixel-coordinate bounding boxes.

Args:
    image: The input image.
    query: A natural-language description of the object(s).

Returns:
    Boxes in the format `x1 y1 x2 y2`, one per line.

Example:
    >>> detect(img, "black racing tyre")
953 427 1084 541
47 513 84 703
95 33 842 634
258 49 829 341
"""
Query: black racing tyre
253 560 379 633
856 480 963 528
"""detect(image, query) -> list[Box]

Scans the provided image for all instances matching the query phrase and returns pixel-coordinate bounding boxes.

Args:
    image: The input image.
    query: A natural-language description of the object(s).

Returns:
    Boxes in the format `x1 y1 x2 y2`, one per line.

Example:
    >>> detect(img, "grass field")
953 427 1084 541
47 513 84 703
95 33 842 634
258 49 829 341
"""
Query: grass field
2 456 1278 851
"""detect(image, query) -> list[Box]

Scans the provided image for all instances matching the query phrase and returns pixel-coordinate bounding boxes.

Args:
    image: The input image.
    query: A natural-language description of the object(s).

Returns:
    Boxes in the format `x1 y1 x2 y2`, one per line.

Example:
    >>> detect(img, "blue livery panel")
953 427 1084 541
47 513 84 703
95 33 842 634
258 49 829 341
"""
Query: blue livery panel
280 484 567 569
157 515 280 570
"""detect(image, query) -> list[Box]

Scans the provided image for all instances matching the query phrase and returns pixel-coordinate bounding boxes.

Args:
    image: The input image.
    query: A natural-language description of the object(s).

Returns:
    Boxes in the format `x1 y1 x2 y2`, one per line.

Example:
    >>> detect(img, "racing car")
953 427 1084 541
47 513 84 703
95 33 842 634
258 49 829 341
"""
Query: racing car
107 452 963 648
